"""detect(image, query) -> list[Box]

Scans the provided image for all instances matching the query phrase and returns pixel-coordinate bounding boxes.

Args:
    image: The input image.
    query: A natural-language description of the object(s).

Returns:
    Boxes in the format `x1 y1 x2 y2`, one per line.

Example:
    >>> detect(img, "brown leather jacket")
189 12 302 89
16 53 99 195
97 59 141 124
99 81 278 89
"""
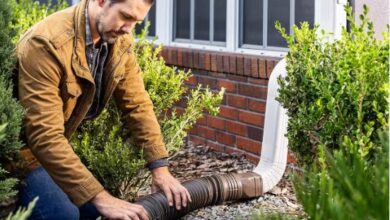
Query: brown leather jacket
16 0 168 206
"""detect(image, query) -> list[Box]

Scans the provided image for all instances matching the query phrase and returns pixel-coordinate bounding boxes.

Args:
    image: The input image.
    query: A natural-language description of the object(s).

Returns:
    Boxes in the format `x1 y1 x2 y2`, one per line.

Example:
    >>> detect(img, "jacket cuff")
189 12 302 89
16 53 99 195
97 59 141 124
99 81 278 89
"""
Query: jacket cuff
71 176 104 207
143 144 169 163
147 157 169 171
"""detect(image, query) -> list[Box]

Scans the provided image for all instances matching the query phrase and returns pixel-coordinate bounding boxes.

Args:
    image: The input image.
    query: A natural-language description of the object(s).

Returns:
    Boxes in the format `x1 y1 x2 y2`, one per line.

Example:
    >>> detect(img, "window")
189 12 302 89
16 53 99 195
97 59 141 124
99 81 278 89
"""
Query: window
240 0 315 49
67 0 343 57
173 0 227 45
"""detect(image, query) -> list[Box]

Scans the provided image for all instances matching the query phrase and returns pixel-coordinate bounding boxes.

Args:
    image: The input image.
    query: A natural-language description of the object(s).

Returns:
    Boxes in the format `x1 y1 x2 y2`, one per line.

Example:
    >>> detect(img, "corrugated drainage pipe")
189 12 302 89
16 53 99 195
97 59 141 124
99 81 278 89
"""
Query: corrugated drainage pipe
136 59 289 219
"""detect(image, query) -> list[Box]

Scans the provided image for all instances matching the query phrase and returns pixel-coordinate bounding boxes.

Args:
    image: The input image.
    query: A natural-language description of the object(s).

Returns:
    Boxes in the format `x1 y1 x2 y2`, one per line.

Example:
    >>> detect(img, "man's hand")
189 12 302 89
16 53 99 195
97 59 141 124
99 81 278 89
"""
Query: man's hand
91 190 149 220
151 166 192 210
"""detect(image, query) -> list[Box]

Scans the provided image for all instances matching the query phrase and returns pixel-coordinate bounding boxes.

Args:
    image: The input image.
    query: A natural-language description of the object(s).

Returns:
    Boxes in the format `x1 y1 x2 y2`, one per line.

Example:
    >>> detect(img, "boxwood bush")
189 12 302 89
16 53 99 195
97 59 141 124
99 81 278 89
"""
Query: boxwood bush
277 5 389 220
276 5 389 165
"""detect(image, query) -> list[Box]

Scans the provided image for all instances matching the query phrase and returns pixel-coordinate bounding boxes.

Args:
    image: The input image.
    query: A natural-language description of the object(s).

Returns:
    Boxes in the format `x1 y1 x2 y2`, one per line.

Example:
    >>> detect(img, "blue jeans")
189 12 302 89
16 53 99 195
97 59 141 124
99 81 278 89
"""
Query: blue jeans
17 166 101 220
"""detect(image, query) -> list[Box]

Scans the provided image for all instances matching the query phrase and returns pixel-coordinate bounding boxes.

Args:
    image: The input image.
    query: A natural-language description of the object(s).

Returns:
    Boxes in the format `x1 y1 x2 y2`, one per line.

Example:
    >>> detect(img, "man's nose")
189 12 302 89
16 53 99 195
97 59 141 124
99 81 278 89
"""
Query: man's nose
121 24 133 34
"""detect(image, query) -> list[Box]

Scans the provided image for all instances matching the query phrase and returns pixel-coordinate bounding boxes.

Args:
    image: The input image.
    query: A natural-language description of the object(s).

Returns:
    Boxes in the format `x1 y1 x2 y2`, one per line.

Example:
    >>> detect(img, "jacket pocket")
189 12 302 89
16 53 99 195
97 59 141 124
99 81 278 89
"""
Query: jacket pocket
63 82 82 122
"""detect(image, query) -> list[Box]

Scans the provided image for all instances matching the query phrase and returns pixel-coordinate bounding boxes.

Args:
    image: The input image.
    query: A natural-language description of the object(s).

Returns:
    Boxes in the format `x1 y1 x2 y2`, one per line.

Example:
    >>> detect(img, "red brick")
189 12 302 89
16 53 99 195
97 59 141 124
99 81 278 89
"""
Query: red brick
225 147 243 157
198 76 218 89
185 75 197 86
207 116 225 130
229 56 236 74
236 56 244 75
209 72 226 78
223 56 230 73
221 94 227 105
251 58 259 78
226 120 247 136
266 60 275 78
197 116 207 125
182 50 188 66
197 126 216 140
207 141 225 152
167 48 173 64
245 153 260 164
248 99 266 113
239 111 264 126
227 74 247 82
161 49 168 62
193 51 199 69
227 95 247 109
177 48 183 66
188 126 197 135
216 54 224 71
237 137 261 154
211 54 217 72
219 106 239 120
199 52 205 69
218 79 236 93
187 51 193 68
189 135 206 145
244 57 252 77
204 53 211 71
259 59 267 78
248 126 263 141
192 69 208 76
172 49 178 65
238 84 267 99
216 131 236 146
248 78 269 86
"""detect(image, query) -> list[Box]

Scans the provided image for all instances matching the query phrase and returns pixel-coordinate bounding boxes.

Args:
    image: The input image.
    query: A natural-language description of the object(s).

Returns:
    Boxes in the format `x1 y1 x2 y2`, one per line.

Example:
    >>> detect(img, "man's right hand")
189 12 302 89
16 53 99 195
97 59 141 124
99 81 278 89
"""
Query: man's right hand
91 190 149 220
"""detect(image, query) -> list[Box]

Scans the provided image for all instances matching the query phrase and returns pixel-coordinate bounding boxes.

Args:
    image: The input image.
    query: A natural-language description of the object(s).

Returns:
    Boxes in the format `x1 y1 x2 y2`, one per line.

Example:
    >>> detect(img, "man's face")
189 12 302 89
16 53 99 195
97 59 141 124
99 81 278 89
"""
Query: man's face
96 0 151 44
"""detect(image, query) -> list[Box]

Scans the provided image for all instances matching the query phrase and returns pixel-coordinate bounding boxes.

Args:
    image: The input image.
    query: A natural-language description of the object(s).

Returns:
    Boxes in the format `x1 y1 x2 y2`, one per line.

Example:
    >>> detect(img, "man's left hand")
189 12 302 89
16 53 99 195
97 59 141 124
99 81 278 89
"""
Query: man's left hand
151 166 192 210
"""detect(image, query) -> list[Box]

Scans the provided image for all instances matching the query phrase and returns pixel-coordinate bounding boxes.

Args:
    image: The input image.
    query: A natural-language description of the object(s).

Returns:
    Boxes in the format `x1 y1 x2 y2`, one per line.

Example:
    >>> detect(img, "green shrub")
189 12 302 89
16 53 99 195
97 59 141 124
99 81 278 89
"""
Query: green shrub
0 124 18 202
293 132 389 220
0 0 68 204
71 106 148 201
72 24 224 200
9 0 68 44
277 5 389 220
6 197 38 220
0 0 23 202
276 5 389 165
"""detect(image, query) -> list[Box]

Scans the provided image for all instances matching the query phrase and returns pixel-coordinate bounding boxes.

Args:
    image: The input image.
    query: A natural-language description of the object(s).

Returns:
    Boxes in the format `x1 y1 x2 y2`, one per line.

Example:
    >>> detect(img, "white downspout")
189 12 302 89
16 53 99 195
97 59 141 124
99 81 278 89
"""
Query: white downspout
252 58 289 193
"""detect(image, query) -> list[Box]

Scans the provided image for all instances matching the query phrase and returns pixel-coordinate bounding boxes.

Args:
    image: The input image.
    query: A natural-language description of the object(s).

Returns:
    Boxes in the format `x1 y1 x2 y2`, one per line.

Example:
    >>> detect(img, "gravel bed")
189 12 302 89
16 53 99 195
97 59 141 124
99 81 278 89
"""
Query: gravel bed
167 142 306 220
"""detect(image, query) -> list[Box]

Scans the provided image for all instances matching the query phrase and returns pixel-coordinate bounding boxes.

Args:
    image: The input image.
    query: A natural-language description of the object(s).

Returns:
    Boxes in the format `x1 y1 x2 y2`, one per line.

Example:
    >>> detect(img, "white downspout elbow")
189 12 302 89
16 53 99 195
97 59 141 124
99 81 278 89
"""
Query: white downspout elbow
252 58 289 193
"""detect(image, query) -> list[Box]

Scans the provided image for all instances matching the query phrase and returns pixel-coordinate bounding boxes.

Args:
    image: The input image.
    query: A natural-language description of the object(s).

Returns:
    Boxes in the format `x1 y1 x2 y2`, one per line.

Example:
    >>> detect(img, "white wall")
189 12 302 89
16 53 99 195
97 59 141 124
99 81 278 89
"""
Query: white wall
355 0 389 39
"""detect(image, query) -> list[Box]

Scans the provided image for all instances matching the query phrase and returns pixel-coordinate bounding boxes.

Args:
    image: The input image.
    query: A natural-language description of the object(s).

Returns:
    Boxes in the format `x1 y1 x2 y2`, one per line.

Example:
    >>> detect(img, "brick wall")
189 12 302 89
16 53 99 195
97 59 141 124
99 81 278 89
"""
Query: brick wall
160 47 282 164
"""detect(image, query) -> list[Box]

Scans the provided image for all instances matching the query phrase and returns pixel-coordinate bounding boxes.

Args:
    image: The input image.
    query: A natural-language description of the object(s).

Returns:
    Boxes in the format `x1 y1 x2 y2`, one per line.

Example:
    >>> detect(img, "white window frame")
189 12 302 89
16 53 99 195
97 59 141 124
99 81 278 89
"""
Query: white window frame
156 0 346 57
71 0 346 58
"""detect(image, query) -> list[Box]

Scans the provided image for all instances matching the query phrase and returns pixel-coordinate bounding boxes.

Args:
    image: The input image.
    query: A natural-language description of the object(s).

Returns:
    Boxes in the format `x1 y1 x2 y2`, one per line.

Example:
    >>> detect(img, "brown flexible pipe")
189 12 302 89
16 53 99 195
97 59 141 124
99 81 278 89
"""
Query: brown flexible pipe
135 172 262 220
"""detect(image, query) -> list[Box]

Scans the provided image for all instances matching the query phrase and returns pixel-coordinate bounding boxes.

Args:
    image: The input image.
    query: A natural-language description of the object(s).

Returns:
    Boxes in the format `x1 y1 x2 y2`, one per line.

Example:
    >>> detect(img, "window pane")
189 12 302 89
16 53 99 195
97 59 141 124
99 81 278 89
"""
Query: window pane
194 0 210 40
241 0 263 46
295 0 315 28
214 0 227 42
175 0 191 39
148 3 156 36
268 0 290 47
